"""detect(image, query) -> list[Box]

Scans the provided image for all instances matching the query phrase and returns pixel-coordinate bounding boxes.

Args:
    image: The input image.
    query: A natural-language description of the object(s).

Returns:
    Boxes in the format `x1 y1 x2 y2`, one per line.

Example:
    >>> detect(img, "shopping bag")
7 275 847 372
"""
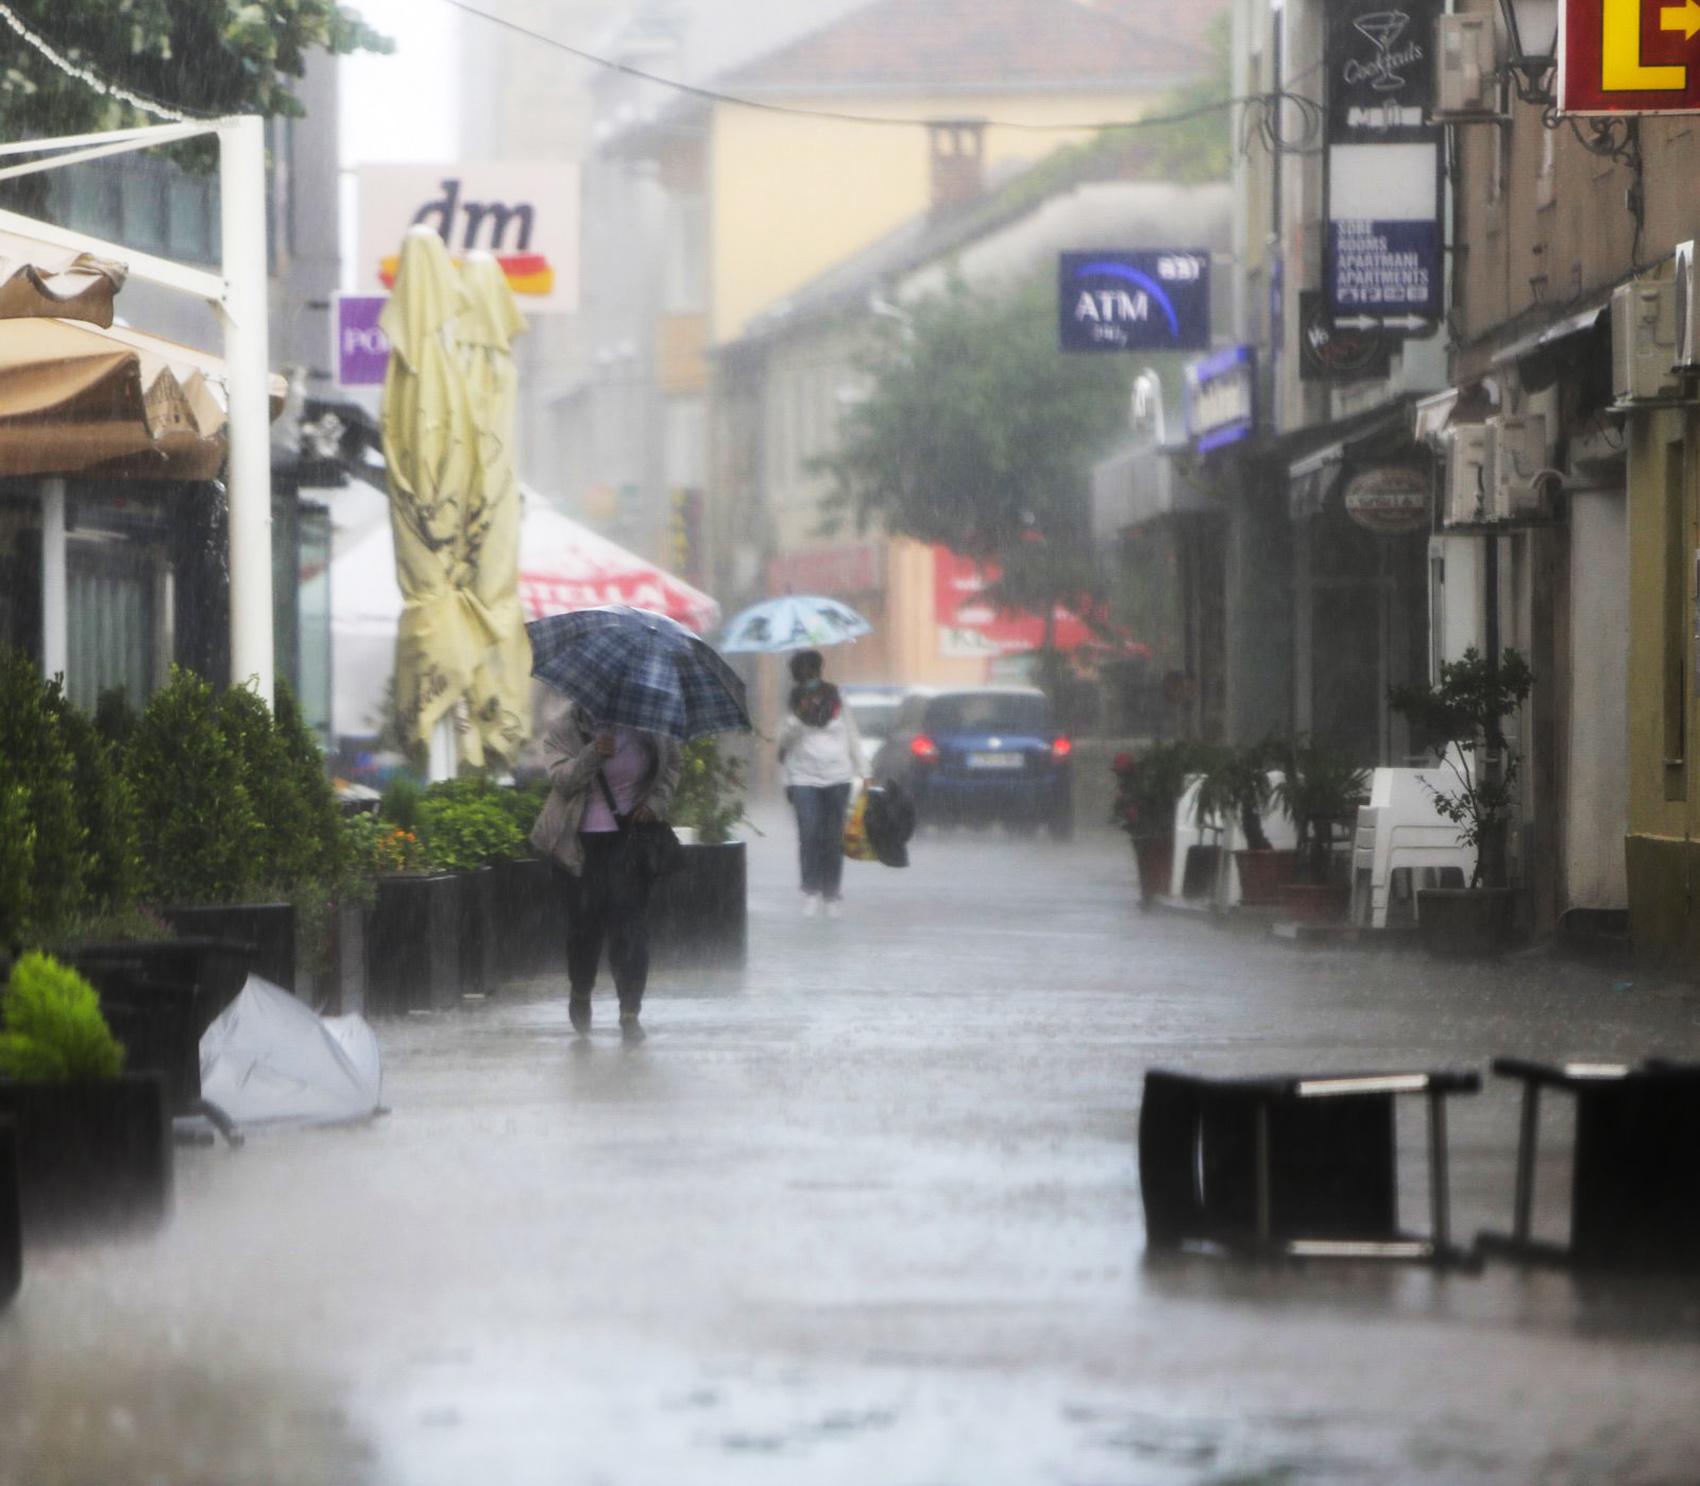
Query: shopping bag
842 787 878 862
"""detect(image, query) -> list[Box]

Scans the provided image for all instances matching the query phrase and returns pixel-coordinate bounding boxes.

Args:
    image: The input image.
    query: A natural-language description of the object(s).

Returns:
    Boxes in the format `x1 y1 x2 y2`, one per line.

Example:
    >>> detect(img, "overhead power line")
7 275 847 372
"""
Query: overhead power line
438 0 1286 136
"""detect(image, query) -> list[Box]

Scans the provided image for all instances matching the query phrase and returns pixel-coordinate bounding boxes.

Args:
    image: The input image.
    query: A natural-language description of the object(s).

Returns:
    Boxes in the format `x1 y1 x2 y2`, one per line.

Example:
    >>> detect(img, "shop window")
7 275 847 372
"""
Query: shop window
66 540 158 715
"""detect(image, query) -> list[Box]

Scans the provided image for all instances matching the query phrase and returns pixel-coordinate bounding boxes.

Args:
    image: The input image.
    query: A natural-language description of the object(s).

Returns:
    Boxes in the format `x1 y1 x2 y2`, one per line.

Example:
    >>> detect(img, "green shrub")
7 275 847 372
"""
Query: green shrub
417 795 524 873
93 687 138 751
0 784 36 953
0 951 125 1082
0 648 86 948
379 773 423 833
343 811 432 879
669 737 748 845
45 678 141 916
272 685 345 887
127 668 260 906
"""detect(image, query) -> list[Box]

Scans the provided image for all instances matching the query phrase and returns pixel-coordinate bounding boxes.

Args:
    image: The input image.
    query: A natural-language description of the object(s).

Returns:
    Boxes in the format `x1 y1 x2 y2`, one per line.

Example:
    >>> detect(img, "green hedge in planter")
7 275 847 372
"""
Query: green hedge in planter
45 679 141 918
0 650 87 950
126 669 260 907
418 793 525 873
670 737 749 844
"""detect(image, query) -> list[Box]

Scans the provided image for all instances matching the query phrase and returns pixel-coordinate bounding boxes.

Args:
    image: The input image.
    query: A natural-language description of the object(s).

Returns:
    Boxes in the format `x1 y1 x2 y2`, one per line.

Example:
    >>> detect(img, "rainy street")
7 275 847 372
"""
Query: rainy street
4 813 1699 1486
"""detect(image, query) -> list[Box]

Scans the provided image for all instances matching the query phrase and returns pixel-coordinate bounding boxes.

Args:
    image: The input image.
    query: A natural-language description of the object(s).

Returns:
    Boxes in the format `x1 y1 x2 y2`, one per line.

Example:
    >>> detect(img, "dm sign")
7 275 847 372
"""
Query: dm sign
1560 0 1700 113
1058 250 1210 352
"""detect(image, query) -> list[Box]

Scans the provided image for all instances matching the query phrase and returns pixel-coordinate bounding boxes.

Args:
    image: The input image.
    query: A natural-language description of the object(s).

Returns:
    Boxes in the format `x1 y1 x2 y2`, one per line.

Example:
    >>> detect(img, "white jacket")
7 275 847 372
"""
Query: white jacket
777 703 866 788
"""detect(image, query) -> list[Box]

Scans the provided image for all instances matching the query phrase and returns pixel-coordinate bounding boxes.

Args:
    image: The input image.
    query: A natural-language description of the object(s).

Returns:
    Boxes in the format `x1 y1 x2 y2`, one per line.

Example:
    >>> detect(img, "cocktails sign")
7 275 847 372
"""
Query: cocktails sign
1559 0 1700 113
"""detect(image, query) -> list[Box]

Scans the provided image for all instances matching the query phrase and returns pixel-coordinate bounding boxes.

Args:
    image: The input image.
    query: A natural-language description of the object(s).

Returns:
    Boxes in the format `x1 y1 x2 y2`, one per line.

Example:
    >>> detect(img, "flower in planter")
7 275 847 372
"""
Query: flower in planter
0 952 125 1082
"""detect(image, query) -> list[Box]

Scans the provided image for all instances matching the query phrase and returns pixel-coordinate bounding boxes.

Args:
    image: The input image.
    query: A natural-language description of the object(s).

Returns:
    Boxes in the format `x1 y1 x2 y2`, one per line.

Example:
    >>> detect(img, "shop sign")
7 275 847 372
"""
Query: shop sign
1185 344 1256 453
1058 250 1211 352
1299 290 1392 381
334 294 390 386
933 548 1093 659
1323 0 1444 334
1343 464 1431 535
766 542 885 596
1560 0 1700 113
356 163 579 311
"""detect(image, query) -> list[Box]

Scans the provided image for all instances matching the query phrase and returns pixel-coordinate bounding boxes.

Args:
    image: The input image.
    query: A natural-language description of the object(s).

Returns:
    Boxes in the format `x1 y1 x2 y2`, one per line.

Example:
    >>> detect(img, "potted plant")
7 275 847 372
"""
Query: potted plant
418 782 527 998
489 779 565 984
127 670 297 991
1195 739 1293 907
0 952 171 1240
355 802 462 1015
653 737 750 964
1389 648 1535 957
1110 741 1202 906
1268 735 1369 923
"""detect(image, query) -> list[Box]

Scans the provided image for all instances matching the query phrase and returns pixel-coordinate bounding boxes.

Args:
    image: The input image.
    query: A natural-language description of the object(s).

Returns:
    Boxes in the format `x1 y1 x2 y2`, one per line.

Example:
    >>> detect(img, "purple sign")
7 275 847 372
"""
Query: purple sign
335 294 390 386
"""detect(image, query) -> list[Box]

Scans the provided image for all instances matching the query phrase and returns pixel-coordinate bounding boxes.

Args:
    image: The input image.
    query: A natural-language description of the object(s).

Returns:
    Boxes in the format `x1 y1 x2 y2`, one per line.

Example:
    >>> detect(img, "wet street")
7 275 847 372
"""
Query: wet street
5 813 1700 1485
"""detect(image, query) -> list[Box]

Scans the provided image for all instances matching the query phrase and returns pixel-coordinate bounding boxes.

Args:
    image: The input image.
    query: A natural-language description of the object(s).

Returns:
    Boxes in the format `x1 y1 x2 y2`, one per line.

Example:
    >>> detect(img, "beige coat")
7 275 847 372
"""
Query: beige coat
529 706 684 875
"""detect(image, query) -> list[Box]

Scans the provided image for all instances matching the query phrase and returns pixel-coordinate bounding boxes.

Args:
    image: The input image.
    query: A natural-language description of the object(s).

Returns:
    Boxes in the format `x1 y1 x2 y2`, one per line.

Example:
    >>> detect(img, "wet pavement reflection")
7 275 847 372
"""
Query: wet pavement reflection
3 808 1699 1484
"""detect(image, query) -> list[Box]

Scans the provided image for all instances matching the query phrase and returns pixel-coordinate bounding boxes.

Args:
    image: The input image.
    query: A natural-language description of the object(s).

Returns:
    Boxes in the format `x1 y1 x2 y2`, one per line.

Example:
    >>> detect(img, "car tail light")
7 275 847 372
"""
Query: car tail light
911 735 939 761
1050 736 1073 760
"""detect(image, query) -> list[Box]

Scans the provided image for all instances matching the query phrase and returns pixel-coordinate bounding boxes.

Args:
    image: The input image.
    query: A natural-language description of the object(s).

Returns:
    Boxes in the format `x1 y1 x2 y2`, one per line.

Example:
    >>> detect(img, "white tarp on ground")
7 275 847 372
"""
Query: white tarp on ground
199 976 382 1129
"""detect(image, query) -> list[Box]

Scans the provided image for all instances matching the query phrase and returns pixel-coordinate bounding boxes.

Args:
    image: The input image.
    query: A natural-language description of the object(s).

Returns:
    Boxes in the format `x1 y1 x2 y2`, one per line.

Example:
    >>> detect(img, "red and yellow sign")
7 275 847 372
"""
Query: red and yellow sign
1561 0 1700 112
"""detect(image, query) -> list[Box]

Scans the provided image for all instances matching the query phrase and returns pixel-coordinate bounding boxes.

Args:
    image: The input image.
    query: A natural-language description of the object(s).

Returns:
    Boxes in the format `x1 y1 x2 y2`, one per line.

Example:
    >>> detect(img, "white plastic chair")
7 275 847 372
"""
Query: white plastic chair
1350 765 1476 929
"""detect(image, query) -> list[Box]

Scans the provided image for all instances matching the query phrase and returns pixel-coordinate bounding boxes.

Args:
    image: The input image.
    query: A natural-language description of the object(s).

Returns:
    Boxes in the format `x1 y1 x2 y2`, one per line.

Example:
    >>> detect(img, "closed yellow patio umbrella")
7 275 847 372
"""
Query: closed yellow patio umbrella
379 226 495 764
456 251 529 763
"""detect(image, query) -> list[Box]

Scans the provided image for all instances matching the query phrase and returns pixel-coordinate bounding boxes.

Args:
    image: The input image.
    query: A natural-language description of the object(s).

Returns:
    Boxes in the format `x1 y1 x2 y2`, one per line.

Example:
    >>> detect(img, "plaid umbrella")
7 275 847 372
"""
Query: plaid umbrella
527 605 751 740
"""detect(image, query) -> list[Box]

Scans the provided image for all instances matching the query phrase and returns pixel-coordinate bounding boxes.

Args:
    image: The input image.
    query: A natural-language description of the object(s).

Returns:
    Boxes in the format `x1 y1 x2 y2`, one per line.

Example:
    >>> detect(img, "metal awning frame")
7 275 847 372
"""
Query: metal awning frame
0 118 274 699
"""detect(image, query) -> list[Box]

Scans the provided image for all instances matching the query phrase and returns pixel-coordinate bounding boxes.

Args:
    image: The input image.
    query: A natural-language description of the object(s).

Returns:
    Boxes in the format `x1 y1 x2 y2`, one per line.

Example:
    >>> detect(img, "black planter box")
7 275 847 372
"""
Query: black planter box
331 902 371 1016
493 856 566 983
368 873 462 1014
162 902 296 992
457 867 499 997
0 1074 172 1241
651 841 747 966
63 938 252 1114
0 1118 19 1307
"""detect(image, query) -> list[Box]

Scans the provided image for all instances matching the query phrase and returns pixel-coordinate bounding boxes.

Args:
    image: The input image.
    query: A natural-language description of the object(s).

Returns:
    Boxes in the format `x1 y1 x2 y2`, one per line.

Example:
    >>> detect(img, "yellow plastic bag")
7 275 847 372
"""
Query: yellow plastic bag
842 788 878 862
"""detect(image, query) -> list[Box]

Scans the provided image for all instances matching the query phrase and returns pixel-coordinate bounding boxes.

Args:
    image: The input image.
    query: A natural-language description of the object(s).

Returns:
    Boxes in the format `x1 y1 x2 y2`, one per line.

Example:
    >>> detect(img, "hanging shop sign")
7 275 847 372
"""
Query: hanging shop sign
1323 0 1445 335
334 294 390 387
1299 290 1393 381
1559 0 1700 113
1185 344 1256 453
356 163 579 311
1058 250 1211 352
1342 464 1432 535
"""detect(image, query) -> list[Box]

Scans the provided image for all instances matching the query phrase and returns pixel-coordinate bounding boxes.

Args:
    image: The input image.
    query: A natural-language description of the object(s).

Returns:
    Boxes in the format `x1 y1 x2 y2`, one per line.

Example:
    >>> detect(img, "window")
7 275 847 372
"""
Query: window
924 692 1053 734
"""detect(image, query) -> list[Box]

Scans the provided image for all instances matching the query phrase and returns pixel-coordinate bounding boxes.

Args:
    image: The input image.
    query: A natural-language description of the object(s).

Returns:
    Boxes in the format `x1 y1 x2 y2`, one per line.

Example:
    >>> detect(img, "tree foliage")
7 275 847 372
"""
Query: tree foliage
818 274 1128 633
0 1 389 145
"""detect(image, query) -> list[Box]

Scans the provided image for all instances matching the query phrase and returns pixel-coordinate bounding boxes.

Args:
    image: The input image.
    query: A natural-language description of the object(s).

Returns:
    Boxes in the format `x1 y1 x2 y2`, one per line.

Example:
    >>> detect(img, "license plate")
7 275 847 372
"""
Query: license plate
966 752 1023 770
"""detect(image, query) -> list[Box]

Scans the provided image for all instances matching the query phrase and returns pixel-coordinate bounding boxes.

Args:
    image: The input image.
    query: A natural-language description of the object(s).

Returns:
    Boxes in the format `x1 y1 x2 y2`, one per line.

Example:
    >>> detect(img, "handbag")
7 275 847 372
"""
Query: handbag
597 769 684 880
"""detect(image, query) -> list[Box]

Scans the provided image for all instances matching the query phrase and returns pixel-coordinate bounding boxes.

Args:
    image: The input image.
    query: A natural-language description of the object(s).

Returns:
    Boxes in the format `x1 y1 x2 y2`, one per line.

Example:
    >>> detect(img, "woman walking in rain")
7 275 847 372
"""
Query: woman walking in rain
777 649 866 918
531 704 682 1042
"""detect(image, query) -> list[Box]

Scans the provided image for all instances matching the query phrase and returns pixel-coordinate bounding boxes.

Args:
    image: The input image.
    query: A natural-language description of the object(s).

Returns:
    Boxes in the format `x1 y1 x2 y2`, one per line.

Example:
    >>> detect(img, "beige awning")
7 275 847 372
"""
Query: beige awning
0 316 286 482
0 228 126 326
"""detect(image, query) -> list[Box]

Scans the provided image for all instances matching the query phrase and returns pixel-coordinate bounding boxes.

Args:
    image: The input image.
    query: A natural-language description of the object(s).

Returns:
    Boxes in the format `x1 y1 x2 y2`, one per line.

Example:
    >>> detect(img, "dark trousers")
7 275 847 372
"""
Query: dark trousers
790 782 851 900
556 834 652 1013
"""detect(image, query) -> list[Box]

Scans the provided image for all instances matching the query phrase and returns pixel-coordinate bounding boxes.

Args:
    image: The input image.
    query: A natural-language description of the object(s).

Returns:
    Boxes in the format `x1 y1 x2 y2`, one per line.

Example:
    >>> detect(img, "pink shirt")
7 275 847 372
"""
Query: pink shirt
582 728 650 833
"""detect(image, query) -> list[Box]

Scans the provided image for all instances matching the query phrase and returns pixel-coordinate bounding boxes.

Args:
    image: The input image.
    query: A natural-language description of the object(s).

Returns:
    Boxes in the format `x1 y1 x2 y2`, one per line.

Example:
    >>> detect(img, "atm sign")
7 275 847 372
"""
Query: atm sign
1561 0 1700 112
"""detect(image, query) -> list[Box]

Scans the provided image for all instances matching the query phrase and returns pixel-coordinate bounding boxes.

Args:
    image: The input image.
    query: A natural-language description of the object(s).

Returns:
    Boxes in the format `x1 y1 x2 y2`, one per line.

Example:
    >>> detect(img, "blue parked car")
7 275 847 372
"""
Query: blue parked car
870 686 1073 839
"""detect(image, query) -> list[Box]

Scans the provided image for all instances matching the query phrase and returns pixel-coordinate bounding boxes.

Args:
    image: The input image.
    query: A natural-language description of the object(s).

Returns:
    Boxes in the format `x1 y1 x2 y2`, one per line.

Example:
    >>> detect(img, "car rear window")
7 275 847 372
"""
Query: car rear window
924 693 1051 734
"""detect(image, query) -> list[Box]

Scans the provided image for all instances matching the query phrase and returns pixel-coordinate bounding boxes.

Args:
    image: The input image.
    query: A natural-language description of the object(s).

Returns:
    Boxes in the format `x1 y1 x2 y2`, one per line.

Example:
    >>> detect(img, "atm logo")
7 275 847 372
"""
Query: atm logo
1560 0 1700 113
374 177 557 297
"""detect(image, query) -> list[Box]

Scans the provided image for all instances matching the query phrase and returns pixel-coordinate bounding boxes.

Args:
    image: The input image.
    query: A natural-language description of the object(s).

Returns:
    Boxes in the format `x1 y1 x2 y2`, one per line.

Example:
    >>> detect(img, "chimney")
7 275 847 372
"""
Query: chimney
928 121 986 214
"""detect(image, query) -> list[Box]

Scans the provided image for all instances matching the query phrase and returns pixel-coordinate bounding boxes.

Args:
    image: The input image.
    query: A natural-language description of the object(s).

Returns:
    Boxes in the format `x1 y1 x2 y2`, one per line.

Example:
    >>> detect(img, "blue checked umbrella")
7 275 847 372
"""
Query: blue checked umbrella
526 605 751 740
720 594 872 653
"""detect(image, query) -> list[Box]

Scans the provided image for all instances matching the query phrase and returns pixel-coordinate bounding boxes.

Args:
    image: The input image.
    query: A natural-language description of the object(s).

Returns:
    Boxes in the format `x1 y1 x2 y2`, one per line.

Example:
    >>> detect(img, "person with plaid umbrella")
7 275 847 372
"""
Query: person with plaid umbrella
526 607 749 1042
